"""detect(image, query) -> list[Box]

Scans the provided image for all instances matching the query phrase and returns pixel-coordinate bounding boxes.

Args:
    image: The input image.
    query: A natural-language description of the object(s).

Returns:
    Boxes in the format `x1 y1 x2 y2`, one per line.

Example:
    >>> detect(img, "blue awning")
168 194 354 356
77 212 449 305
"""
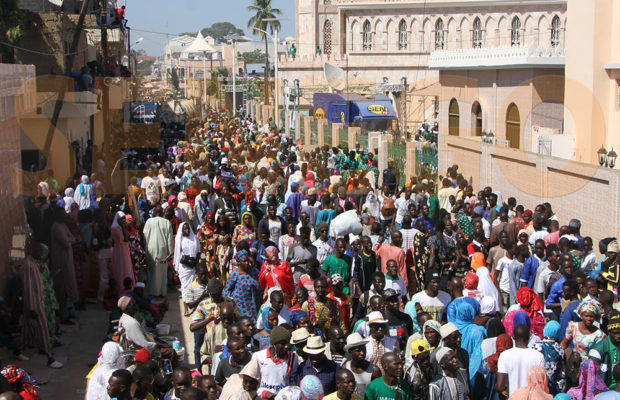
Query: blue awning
351 100 396 120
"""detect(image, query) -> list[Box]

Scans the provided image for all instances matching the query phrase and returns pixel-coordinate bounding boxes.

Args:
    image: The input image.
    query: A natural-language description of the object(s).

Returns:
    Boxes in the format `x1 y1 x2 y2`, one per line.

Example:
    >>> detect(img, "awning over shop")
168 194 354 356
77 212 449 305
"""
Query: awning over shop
351 100 396 120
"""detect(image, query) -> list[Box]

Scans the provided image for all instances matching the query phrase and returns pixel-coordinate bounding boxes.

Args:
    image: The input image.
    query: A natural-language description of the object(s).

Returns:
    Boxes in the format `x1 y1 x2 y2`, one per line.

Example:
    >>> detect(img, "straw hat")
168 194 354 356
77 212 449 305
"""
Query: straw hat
303 335 327 355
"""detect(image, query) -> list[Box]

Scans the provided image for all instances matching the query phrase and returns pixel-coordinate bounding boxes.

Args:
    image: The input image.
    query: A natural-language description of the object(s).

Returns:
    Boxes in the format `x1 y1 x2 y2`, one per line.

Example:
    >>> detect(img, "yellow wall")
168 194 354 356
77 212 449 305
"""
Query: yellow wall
564 0 620 164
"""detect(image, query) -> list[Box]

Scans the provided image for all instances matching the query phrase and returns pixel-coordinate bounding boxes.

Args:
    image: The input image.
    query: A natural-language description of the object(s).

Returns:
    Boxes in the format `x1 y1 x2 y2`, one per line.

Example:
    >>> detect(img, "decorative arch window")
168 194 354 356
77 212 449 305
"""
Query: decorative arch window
551 15 561 47
398 19 408 50
435 18 445 49
472 17 482 48
363 20 372 50
511 16 521 46
324 0 331 4
324 20 333 55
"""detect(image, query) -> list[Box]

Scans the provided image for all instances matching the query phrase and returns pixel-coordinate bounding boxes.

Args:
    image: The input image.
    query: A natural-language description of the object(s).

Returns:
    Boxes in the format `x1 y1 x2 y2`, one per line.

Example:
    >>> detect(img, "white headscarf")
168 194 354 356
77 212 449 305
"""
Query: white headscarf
173 222 200 269
363 190 381 220
85 342 125 400
476 267 502 311
63 188 76 213
38 181 49 198
111 211 125 229
479 295 497 315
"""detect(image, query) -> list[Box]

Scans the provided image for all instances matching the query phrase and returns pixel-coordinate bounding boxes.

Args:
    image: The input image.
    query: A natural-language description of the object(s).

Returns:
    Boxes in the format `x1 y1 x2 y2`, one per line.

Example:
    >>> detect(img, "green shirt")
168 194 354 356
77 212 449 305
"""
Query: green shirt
364 377 413 400
322 254 352 295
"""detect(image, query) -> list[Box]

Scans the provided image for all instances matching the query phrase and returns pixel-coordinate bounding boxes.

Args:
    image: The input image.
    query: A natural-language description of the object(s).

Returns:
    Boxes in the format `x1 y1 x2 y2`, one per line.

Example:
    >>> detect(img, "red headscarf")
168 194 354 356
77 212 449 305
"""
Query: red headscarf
486 333 513 373
516 286 546 338
465 273 479 290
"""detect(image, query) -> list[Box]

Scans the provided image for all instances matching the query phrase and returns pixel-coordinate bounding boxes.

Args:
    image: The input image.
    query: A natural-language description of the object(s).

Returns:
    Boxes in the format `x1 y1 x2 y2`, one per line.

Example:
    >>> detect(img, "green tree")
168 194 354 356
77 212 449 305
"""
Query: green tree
201 22 244 43
247 0 281 105
167 68 181 94
0 0 27 63
240 49 266 64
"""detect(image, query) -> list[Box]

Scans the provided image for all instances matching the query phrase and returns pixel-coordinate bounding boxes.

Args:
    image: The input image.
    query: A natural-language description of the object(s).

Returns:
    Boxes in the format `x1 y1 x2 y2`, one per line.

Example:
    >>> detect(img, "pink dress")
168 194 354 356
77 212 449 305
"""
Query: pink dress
111 226 135 289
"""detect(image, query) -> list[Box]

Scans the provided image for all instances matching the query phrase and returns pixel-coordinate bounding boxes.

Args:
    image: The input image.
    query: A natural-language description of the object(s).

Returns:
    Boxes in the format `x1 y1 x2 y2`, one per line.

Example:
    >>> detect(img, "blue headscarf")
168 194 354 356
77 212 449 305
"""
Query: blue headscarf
404 300 421 333
290 310 308 327
513 310 531 330
543 320 562 342
261 307 274 333
453 302 486 382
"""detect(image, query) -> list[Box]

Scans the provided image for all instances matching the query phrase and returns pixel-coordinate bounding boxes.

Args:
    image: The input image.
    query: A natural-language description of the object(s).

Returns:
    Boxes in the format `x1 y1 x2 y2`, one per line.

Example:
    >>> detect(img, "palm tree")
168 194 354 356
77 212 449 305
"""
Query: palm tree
247 0 281 105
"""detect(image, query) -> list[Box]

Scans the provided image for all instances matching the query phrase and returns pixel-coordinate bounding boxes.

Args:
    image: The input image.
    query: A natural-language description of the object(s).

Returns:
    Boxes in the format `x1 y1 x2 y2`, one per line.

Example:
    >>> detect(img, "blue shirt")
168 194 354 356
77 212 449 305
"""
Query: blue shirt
545 276 567 307
520 255 545 289
295 358 338 394
414 216 435 235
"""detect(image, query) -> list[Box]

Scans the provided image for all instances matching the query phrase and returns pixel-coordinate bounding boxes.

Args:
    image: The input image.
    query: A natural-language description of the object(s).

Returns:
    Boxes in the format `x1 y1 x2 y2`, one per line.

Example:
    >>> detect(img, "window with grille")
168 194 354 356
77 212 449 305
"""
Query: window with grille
435 19 444 50
324 20 333 55
551 15 561 47
363 20 372 50
398 19 408 50
472 17 482 48
511 17 521 46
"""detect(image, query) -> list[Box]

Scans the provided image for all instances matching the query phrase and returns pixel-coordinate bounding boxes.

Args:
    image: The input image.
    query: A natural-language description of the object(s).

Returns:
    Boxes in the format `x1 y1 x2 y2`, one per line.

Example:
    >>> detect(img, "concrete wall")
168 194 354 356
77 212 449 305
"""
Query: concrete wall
439 135 620 247
0 63 36 296
564 0 620 165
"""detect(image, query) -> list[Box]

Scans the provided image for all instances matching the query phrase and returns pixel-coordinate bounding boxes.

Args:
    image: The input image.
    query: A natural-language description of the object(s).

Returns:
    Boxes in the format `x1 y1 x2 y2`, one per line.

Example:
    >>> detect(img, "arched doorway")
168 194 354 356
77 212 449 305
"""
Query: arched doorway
506 103 520 149
449 98 459 136
472 102 482 136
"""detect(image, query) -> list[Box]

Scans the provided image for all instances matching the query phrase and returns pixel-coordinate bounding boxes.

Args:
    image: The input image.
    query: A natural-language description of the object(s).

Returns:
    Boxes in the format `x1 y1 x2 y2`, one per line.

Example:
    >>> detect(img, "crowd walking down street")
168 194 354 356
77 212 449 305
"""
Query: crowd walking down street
2 106 620 400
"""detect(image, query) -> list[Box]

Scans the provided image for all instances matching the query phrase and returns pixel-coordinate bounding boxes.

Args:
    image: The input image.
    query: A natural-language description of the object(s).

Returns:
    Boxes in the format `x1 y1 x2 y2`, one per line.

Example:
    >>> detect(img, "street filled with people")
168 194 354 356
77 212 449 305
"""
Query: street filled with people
4 106 620 400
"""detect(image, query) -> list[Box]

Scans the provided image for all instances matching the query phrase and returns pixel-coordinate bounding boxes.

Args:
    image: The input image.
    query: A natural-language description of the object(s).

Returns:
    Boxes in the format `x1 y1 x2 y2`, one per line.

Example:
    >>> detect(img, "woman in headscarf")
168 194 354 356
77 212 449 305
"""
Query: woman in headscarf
166 195 186 222
85 341 125 400
532 321 566 395
74 175 92 210
1 365 41 400
197 211 217 276
259 246 295 303
454 302 487 381
566 359 608 400
476 296 498 327
125 214 146 283
173 222 200 315
176 191 193 223
561 299 606 360
463 272 484 302
504 287 546 338
232 211 256 247
508 366 553 400
476 267 502 312
423 319 442 354
223 250 261 320
111 211 134 290
362 190 381 223
62 187 76 213
482 333 513 400
253 307 279 350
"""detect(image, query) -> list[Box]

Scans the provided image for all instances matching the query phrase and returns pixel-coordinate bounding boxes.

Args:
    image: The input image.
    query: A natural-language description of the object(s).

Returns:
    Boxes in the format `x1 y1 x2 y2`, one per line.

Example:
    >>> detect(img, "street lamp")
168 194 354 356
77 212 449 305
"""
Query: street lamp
598 145 617 168
256 18 289 129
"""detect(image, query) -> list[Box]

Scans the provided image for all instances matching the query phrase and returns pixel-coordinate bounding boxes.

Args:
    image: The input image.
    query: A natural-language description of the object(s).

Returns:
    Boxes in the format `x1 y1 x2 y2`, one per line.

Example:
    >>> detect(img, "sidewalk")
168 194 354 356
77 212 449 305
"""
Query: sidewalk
0 290 189 397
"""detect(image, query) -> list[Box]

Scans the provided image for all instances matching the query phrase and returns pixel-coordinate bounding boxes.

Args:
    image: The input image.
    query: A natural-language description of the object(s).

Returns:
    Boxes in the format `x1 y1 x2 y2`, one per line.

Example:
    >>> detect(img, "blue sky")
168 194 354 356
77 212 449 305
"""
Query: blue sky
127 0 295 56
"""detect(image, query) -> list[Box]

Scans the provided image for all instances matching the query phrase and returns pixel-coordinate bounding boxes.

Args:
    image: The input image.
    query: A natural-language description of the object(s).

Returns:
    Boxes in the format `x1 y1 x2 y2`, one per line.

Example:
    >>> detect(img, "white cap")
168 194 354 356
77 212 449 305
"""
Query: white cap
135 282 146 288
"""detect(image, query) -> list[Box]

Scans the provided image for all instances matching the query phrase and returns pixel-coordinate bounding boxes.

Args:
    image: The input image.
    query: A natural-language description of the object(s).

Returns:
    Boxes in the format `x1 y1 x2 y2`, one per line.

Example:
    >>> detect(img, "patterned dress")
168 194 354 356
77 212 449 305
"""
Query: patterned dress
223 270 261 320
37 256 58 344
197 224 217 276
564 321 606 360
232 225 255 247
127 229 146 283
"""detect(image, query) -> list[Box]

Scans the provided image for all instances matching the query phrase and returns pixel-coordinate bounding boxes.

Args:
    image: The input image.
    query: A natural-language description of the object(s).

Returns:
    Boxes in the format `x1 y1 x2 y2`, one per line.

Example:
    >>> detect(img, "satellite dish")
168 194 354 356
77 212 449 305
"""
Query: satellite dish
324 62 346 92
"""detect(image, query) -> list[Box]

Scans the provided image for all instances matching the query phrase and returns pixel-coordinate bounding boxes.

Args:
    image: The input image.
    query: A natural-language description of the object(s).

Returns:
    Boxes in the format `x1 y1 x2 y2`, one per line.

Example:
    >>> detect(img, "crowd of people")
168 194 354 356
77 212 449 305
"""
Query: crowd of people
2 106 620 400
